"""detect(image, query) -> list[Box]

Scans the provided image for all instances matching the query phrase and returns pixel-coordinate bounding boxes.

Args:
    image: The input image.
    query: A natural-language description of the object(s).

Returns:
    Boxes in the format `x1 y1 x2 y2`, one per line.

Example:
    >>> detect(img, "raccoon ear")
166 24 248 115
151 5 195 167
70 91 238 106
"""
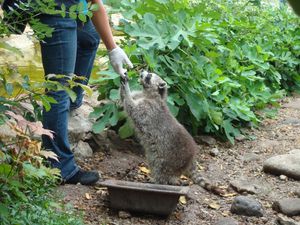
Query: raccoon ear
158 82 167 99
158 82 167 89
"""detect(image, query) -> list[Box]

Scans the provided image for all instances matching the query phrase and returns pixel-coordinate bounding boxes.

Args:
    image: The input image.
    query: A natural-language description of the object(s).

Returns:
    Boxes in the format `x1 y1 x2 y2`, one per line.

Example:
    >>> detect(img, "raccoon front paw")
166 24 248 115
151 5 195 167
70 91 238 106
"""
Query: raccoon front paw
120 73 129 85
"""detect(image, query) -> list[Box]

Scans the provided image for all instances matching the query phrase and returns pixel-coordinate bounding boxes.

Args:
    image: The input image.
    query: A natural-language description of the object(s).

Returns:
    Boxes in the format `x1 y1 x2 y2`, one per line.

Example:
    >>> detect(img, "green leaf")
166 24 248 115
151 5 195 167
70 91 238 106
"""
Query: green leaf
185 93 202 121
0 163 12 177
109 89 120 100
5 83 13 96
0 203 9 218
78 14 87 22
92 113 109 133
89 3 99 11
222 119 240 144
118 119 134 139
92 103 119 133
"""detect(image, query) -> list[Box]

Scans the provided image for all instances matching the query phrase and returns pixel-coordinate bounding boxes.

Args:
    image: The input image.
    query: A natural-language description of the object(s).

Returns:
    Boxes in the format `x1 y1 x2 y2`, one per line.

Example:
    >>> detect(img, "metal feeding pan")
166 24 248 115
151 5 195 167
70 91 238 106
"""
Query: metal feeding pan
99 179 189 216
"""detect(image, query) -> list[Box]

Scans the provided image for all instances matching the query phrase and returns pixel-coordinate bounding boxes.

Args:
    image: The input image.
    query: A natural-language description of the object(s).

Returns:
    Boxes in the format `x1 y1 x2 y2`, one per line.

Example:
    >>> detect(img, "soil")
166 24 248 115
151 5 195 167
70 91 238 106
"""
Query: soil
57 96 300 225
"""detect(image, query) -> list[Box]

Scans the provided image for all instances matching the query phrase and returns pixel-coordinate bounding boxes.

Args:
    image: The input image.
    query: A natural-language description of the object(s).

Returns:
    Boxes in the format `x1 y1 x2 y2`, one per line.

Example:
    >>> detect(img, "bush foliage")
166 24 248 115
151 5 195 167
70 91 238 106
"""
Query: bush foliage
92 0 300 143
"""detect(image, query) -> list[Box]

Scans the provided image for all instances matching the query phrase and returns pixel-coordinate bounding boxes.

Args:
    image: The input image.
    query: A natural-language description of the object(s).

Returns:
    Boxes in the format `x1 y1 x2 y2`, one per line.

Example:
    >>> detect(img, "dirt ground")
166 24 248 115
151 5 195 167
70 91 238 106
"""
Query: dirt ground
57 96 300 225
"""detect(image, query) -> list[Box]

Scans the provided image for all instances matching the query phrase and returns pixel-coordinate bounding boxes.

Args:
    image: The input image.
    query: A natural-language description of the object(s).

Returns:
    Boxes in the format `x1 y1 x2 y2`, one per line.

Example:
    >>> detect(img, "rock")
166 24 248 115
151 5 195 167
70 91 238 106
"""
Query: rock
91 132 111 152
230 177 271 195
72 141 93 159
230 196 264 217
273 198 300 216
68 105 94 143
276 214 300 225
283 99 300 110
242 153 260 163
235 134 246 141
279 175 288 180
0 32 38 67
281 118 300 126
209 148 220 157
118 210 131 219
215 217 239 225
294 190 300 198
230 179 259 194
194 135 217 146
263 153 300 180
289 149 300 154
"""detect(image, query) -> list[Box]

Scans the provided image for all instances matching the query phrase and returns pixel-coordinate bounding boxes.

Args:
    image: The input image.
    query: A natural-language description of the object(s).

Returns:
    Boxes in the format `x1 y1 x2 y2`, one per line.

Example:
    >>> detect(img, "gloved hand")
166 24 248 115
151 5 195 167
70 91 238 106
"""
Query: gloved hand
108 46 133 77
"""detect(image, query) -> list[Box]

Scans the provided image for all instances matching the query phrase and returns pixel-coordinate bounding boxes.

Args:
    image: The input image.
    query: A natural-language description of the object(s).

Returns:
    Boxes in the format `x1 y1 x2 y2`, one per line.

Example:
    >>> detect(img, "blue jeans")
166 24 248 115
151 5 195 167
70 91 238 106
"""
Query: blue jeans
39 14 100 181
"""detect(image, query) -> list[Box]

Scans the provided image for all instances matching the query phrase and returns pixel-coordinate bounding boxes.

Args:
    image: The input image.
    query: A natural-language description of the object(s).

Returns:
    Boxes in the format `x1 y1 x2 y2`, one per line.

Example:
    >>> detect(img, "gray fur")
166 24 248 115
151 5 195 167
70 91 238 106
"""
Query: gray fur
120 71 223 195
120 71 197 184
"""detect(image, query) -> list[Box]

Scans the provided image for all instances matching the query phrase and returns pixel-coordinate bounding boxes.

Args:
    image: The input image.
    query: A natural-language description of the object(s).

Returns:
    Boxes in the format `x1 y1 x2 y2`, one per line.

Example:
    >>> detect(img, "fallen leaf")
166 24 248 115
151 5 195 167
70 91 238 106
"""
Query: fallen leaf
85 193 91 200
174 212 182 220
208 201 220 210
221 211 230 216
196 161 204 171
94 187 107 191
139 166 150 174
180 175 189 180
179 196 187 205
220 192 237 198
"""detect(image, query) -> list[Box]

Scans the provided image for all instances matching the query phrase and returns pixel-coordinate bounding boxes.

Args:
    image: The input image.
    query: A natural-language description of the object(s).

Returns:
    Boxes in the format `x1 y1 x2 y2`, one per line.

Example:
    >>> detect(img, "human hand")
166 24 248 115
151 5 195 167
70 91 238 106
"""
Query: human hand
108 46 133 77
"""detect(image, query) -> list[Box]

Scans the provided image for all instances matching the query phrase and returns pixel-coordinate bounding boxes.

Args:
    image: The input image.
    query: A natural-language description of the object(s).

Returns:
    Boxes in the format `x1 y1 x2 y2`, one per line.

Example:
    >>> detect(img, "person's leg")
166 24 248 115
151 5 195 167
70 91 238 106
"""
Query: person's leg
70 20 100 110
39 15 80 181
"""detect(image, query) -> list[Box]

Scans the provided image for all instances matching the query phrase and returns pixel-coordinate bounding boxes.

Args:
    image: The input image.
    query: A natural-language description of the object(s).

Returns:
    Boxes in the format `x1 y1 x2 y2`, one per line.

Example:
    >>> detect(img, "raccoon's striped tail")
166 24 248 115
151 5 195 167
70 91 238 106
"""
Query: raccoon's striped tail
188 162 226 196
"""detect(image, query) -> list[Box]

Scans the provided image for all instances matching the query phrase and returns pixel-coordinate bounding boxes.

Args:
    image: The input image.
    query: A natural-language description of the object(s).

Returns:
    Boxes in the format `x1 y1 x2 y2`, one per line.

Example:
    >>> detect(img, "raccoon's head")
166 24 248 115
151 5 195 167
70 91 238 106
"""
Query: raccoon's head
139 70 167 98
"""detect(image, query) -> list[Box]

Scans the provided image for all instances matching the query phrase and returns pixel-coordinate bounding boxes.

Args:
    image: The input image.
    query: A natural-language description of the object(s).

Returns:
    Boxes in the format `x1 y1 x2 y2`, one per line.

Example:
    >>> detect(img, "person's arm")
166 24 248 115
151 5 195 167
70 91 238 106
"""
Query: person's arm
89 0 133 76
90 0 116 50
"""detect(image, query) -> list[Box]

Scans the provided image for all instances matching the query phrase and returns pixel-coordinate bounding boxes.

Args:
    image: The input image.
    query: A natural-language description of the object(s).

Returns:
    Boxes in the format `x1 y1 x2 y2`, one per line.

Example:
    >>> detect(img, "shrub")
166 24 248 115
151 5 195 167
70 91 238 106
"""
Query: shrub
92 0 300 143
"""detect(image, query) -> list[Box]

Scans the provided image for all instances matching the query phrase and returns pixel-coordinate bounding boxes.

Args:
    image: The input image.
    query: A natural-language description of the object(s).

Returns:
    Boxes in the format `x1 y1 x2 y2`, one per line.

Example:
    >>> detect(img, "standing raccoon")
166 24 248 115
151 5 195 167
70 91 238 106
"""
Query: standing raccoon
120 71 222 195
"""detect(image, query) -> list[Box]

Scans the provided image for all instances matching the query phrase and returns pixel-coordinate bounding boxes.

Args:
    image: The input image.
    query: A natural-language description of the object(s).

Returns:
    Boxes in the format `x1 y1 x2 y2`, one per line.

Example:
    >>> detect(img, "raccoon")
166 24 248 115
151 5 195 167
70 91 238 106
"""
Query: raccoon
120 71 223 195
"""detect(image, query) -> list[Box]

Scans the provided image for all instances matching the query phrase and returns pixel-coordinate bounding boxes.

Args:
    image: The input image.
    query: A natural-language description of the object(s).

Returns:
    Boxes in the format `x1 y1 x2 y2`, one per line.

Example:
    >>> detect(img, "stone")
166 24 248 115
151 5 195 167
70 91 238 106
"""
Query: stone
73 141 93 159
0 32 38 67
209 148 220 157
91 132 111 152
281 118 300 126
68 104 94 143
194 135 217 146
289 149 300 154
242 153 260 163
263 153 300 180
118 210 131 219
230 196 264 217
276 214 300 225
294 190 300 198
235 134 246 141
273 198 300 216
283 99 300 110
279 175 288 180
230 177 271 195
230 179 260 194
215 217 239 225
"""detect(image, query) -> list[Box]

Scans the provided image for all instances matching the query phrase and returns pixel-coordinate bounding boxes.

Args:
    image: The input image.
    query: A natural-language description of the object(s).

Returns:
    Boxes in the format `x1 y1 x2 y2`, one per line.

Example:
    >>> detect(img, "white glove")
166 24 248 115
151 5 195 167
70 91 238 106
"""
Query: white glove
108 46 133 77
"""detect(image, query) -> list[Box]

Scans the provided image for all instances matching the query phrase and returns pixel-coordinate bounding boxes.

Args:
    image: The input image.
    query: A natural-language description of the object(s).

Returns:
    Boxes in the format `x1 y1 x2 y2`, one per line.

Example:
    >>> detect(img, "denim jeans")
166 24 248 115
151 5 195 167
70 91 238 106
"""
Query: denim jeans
39 14 100 180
